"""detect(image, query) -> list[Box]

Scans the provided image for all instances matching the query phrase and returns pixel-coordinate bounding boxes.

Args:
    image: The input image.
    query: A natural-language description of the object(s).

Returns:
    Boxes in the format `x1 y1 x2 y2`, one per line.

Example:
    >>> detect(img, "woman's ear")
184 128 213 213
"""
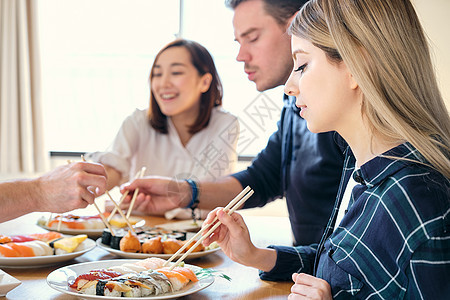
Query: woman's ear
349 73 358 90
200 73 213 93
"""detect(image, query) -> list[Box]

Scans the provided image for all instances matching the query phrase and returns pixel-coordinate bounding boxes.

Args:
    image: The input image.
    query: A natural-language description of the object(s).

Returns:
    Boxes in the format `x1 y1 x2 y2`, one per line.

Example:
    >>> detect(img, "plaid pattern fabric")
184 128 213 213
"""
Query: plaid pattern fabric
260 143 450 299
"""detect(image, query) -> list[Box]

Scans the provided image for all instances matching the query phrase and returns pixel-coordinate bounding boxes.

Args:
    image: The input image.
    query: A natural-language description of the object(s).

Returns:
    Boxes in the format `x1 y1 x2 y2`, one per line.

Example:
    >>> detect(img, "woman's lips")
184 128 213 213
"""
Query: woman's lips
297 105 307 118
160 93 177 101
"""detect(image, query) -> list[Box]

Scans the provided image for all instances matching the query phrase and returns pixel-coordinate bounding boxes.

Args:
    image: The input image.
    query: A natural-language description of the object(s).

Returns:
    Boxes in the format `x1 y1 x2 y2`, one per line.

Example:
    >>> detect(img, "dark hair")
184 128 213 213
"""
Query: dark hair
225 0 306 26
148 39 223 134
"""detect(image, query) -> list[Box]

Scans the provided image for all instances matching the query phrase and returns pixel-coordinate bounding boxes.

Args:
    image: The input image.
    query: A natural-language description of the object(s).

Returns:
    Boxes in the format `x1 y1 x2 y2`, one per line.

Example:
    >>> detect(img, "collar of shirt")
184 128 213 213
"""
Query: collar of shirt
346 142 425 189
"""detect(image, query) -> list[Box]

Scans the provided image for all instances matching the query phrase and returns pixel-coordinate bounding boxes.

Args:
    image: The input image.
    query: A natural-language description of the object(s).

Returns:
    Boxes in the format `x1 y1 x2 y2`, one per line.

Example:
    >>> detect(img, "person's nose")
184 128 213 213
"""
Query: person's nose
161 73 172 88
284 71 299 97
236 45 250 63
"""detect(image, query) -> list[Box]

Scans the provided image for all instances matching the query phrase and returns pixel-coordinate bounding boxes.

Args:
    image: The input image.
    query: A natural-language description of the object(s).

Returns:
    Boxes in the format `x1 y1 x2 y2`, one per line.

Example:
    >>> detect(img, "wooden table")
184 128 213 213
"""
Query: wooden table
0 212 294 299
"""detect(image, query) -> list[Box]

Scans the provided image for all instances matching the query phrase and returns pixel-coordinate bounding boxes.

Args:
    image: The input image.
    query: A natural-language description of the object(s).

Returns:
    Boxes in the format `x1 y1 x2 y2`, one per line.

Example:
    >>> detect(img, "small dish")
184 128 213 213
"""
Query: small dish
0 238 96 268
96 238 221 260
0 270 21 296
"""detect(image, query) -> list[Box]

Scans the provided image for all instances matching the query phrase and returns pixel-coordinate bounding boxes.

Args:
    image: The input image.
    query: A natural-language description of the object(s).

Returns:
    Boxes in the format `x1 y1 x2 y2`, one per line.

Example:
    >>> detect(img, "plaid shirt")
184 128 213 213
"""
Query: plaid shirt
260 143 450 299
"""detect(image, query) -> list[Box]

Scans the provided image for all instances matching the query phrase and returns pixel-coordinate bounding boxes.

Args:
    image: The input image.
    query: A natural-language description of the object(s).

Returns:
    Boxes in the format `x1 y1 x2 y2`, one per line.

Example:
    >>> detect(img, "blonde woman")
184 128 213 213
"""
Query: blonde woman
201 0 450 298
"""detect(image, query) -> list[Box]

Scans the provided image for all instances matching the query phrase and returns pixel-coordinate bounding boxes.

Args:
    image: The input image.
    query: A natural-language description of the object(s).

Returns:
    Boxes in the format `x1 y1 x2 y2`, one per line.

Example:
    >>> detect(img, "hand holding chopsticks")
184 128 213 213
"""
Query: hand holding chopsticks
164 186 254 270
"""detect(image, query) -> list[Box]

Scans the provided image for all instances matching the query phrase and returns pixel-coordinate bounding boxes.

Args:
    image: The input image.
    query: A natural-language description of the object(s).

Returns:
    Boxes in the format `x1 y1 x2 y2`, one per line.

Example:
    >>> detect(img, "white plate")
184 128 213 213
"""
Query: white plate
0 238 96 268
37 218 145 238
96 238 221 260
37 223 105 238
47 259 214 299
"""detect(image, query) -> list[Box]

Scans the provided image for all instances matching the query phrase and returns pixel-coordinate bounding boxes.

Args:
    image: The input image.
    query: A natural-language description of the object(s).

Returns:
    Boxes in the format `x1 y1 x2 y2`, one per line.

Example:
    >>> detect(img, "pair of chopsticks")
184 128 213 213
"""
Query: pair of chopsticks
164 186 254 270
53 156 113 233
55 156 145 236
107 167 146 222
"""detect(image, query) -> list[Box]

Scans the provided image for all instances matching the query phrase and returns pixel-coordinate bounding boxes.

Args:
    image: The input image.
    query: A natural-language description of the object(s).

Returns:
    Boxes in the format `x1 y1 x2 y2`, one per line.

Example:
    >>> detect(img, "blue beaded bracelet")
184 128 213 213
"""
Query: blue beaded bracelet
185 179 199 209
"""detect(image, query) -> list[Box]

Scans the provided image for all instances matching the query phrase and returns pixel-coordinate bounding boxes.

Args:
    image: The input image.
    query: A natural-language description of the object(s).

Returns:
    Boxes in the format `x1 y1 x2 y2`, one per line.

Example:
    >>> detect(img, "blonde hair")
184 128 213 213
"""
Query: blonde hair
290 0 450 178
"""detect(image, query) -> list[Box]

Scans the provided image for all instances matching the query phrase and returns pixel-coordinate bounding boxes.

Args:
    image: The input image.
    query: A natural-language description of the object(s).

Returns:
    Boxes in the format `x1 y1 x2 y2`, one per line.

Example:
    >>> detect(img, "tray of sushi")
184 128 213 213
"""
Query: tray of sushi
0 232 95 267
97 227 220 259
47 257 214 299
37 212 144 238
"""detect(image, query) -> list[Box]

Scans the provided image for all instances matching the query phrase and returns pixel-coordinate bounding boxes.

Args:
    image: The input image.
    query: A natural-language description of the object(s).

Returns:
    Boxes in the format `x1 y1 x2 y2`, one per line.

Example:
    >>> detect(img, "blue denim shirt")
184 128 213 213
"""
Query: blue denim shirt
261 143 450 299
233 95 346 245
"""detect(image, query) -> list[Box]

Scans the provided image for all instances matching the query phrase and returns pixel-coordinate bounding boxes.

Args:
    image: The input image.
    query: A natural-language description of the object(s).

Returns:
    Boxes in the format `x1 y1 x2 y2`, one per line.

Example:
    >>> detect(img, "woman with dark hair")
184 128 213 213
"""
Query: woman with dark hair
88 39 238 219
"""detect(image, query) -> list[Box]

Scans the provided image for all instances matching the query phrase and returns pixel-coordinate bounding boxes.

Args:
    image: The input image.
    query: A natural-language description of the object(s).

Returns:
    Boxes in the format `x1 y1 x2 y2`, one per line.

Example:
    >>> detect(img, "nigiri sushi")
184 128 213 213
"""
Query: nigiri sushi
155 268 190 291
49 234 87 254
69 269 122 290
0 240 53 257
0 232 63 244
134 257 166 270
72 258 200 297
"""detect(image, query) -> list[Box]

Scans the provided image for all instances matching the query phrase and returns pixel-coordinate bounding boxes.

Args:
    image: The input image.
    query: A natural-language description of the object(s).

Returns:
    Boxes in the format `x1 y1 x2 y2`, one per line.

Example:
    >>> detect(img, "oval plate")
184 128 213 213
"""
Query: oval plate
47 259 214 299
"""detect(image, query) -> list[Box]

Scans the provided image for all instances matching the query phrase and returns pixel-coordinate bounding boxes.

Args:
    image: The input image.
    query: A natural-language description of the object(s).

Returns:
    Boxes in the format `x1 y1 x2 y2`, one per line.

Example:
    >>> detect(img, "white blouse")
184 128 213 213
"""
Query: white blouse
333 170 359 232
87 107 239 219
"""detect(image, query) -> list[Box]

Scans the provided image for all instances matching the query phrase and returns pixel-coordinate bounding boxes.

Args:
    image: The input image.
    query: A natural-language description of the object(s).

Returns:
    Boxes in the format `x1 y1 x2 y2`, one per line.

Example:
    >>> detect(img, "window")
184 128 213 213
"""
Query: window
38 0 283 157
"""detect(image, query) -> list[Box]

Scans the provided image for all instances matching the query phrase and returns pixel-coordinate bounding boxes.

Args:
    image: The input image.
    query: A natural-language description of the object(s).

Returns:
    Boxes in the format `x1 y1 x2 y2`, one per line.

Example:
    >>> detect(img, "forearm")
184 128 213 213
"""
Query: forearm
245 247 278 272
259 245 317 281
196 176 244 210
104 165 123 190
0 179 39 222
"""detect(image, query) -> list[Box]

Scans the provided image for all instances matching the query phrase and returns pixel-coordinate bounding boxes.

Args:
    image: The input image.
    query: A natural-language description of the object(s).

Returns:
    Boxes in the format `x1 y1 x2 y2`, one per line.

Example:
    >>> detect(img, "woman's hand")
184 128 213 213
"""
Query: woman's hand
119 177 190 215
201 208 277 271
289 273 332 300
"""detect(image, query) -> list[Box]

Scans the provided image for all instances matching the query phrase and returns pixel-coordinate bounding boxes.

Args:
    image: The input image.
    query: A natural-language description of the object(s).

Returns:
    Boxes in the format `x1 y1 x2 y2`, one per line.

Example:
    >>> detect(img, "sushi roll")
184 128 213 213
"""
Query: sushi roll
110 229 126 250
101 228 112 245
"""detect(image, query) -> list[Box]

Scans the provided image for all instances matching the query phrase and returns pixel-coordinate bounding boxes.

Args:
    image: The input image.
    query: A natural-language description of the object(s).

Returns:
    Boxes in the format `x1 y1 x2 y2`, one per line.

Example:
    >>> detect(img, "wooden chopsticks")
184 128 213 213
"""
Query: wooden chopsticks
107 167 146 222
105 190 135 234
126 167 146 219
164 186 254 270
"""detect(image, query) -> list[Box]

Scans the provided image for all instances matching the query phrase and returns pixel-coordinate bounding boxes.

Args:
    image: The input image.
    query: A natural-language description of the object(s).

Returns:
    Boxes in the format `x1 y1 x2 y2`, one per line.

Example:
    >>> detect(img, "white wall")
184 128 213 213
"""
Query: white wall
413 0 450 109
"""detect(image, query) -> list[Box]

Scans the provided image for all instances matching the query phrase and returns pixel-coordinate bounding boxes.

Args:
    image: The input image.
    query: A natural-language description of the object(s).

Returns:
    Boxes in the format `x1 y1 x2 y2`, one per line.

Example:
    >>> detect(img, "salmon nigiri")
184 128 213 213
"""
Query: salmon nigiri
156 268 190 291
170 267 198 282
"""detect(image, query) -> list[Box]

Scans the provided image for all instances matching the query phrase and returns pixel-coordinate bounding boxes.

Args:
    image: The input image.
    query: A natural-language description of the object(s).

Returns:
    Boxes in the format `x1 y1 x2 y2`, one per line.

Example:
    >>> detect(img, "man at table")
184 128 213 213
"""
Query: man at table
120 0 346 246
0 162 107 223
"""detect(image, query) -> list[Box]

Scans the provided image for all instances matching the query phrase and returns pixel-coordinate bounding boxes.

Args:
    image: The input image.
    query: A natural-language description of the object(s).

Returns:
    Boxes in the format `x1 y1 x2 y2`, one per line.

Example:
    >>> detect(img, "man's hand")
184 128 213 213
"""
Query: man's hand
35 162 107 212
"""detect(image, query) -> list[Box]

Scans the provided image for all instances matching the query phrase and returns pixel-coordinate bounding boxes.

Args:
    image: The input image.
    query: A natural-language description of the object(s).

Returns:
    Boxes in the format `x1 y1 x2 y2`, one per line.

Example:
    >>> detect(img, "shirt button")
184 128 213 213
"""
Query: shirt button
353 171 365 185
328 249 335 257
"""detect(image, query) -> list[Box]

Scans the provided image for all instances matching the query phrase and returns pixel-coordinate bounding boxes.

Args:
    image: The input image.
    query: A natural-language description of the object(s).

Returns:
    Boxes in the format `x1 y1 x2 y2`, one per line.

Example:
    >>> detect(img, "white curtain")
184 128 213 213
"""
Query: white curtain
0 0 48 174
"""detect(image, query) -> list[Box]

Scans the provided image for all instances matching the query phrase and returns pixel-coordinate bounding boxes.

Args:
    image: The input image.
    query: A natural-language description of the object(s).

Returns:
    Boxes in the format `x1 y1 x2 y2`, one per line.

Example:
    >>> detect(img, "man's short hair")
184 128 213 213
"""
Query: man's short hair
225 0 307 26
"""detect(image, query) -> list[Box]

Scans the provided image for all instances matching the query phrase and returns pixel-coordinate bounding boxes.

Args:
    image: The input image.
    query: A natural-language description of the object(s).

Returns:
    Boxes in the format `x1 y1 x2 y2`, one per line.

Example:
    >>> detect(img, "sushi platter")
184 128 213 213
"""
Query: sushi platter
37 213 145 238
0 237 96 267
96 226 221 259
96 238 220 260
47 259 214 299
